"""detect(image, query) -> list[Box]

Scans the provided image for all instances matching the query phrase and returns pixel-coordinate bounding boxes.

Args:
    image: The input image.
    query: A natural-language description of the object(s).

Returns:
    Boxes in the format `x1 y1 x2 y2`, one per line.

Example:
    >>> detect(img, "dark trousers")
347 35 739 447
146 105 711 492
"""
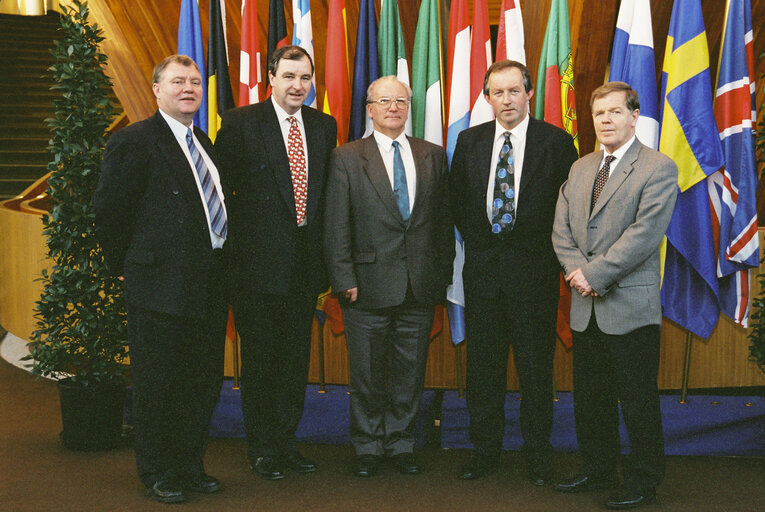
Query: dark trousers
236 292 316 462
127 300 227 487
342 295 433 457
572 316 665 492
464 292 558 463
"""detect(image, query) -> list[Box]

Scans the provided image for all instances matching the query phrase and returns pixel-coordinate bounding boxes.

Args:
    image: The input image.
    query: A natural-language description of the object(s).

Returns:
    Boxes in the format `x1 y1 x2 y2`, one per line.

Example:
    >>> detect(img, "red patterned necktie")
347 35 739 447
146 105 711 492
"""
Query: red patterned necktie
591 155 616 211
287 116 307 224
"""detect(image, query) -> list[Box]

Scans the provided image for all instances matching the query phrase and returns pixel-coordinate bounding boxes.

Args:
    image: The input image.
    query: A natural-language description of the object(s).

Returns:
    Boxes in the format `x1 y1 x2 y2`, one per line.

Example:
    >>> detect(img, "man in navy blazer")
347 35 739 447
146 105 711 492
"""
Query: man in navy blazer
449 60 578 483
215 46 337 480
95 55 228 503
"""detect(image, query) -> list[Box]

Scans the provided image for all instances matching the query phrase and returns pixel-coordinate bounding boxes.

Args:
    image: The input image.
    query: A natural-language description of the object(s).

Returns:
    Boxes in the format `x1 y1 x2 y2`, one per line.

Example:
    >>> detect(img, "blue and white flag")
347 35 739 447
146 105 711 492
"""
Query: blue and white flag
177 0 208 131
292 0 317 108
608 0 658 149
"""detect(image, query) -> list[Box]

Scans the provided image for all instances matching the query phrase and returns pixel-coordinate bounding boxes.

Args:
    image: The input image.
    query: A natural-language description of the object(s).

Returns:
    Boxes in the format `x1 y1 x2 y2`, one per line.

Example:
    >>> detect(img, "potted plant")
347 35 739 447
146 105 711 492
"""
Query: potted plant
23 0 128 451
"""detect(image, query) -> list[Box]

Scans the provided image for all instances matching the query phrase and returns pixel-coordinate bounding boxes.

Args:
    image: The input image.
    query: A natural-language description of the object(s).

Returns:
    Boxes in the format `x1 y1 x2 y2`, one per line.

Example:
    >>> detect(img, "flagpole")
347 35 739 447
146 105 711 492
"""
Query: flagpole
679 330 693 403
232 332 241 390
454 343 464 398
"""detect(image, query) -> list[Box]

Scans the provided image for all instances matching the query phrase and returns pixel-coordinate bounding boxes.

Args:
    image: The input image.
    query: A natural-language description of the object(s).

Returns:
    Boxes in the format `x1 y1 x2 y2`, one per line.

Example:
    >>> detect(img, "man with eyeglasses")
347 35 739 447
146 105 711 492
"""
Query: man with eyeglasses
324 76 454 477
449 60 578 483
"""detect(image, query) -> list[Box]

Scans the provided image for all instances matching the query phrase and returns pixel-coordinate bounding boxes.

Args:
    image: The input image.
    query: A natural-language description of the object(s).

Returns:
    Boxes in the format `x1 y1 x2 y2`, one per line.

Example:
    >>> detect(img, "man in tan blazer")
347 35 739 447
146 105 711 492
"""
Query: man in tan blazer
551 82 678 510
324 76 454 477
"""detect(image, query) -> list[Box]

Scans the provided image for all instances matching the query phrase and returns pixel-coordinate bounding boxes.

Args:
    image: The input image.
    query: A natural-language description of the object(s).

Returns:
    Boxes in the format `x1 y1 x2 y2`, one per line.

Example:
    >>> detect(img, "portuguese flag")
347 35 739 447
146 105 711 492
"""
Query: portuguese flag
534 0 578 349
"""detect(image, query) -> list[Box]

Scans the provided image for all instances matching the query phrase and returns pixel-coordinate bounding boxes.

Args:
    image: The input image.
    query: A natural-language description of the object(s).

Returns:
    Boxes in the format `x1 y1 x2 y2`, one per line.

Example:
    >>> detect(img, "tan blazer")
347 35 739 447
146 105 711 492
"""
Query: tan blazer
552 139 678 335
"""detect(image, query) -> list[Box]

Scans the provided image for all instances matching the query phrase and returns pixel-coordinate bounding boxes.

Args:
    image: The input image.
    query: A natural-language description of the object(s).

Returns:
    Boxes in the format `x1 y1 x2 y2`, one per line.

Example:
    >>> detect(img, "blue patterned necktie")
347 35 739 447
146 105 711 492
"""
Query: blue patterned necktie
392 140 410 223
186 128 227 238
491 132 515 235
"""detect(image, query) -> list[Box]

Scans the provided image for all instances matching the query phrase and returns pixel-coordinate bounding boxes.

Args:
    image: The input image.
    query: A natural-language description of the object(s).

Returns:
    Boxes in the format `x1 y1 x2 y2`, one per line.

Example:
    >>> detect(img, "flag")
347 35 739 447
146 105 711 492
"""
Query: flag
533 0 578 349
411 0 443 144
349 0 378 141
267 0 289 69
660 0 725 339
468 0 493 126
710 0 758 327
495 0 525 64
177 0 207 131
207 0 235 140
608 0 659 149
378 0 412 135
292 0 317 108
239 0 263 106
534 0 578 152
444 0 470 344
323 0 351 144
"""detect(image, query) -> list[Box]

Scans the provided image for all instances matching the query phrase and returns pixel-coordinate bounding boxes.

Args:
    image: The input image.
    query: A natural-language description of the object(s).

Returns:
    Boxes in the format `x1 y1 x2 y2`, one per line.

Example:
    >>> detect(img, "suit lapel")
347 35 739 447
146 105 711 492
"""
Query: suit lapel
590 139 640 218
408 136 432 222
260 100 297 216
151 113 208 227
362 135 404 222
304 108 324 223
518 118 542 198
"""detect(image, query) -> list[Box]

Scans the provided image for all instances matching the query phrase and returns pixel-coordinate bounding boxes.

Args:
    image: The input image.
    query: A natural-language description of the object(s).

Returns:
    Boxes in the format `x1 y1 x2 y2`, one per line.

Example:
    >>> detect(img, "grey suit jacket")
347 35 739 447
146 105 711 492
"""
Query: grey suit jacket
324 135 454 310
551 139 678 335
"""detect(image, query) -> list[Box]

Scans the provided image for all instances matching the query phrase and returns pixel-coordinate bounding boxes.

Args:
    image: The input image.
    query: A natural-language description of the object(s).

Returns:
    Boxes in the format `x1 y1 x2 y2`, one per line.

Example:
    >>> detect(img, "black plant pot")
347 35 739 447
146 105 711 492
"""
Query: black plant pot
57 377 126 451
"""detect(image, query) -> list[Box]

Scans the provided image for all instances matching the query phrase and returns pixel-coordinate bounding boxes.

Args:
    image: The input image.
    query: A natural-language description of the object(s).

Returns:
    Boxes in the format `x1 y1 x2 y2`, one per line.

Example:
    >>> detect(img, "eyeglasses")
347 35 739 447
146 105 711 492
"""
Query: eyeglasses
367 97 410 108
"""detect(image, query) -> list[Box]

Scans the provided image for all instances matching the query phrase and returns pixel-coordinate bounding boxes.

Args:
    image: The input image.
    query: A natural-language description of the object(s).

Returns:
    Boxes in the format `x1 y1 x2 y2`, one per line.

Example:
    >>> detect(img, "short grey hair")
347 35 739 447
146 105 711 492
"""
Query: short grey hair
365 75 413 103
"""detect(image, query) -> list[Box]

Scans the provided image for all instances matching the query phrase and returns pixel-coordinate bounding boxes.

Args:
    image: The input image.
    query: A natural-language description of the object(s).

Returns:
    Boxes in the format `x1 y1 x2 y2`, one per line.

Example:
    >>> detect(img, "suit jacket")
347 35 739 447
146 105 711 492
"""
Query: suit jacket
324 135 455 310
551 139 678 335
215 99 337 301
95 111 223 318
450 117 578 304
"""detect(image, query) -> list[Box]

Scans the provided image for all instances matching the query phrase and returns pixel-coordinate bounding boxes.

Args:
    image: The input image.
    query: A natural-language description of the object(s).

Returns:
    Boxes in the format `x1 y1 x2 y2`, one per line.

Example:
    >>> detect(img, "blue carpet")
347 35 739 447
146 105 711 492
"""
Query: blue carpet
209 381 765 456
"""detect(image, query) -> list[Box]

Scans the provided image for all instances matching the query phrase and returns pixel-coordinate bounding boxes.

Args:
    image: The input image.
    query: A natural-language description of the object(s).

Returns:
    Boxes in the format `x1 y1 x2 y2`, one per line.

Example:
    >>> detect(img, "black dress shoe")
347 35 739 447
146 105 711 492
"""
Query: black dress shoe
390 453 421 475
527 460 553 486
251 456 286 480
555 474 619 493
354 454 382 477
284 451 318 473
458 453 499 480
606 489 656 509
184 473 221 493
146 479 186 504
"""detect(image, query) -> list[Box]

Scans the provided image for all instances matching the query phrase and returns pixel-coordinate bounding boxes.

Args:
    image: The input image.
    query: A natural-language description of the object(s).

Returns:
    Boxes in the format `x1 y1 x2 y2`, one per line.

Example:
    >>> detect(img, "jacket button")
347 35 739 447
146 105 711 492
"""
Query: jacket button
587 251 593 256
172 189 180 195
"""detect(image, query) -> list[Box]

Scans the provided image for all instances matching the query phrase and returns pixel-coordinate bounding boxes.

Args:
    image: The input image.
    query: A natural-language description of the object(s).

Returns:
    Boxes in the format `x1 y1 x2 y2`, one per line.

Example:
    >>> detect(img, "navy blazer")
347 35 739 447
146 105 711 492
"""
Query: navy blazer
95 111 223 318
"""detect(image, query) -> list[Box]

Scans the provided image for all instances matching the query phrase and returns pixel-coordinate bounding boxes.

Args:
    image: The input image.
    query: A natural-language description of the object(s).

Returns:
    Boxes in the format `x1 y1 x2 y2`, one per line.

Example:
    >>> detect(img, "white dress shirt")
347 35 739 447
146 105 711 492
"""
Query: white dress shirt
373 130 417 210
599 135 636 176
159 109 226 249
485 114 529 221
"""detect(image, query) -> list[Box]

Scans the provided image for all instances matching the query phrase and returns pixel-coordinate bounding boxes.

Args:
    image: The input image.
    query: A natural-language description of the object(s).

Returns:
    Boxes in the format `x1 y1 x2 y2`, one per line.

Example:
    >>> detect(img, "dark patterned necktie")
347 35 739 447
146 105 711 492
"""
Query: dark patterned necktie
491 132 514 235
392 140 410 223
186 128 227 238
591 155 616 211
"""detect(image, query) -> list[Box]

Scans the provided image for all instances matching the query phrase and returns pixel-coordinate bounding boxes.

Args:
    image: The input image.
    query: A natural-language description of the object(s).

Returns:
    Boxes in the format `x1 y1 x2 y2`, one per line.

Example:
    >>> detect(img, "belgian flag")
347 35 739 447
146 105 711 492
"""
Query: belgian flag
207 0 234 141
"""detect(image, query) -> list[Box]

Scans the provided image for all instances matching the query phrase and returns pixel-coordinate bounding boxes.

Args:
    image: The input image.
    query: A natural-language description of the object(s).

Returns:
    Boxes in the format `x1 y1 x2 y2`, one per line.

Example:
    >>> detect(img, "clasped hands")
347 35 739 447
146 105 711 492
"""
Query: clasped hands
565 268 598 297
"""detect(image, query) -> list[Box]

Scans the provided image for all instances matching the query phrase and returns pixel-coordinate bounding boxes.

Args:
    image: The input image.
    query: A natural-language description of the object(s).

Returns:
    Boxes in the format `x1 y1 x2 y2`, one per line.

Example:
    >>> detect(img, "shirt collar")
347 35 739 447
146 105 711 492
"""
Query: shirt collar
604 135 636 162
493 113 529 143
272 96 304 127
158 108 193 140
373 129 407 152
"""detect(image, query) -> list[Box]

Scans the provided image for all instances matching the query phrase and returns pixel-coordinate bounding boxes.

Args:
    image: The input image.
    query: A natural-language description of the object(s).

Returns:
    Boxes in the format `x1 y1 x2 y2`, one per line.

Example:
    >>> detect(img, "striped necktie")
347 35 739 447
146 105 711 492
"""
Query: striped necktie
186 128 227 238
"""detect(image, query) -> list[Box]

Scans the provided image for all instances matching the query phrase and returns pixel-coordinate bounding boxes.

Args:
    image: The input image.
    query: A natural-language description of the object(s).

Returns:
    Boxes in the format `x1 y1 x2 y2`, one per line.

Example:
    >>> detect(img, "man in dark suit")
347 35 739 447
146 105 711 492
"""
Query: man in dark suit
324 76 454 477
95 55 227 503
215 46 337 480
450 60 578 483
552 82 677 510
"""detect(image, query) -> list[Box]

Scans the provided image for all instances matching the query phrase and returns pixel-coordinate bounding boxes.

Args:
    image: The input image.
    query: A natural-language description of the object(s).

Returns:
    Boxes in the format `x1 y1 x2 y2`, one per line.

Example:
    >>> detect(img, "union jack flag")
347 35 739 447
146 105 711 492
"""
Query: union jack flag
709 0 759 327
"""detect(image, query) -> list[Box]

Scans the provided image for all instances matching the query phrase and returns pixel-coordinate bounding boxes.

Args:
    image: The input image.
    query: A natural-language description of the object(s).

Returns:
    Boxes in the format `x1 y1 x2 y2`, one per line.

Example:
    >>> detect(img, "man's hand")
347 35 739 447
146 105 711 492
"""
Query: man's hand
565 269 598 297
342 287 358 303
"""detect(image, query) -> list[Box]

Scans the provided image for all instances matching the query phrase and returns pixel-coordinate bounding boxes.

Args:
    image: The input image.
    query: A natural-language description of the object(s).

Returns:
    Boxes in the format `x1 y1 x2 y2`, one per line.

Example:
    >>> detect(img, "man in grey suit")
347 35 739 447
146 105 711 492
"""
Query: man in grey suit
324 76 454 477
552 82 678 510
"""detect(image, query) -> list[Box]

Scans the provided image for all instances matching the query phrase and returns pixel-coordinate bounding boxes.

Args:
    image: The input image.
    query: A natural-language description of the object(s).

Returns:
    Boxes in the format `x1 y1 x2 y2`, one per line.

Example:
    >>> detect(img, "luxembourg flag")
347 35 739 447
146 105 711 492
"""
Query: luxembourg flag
468 0 494 126
444 0 470 344
495 0 525 64
292 0 317 108
710 0 758 327
608 0 659 149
